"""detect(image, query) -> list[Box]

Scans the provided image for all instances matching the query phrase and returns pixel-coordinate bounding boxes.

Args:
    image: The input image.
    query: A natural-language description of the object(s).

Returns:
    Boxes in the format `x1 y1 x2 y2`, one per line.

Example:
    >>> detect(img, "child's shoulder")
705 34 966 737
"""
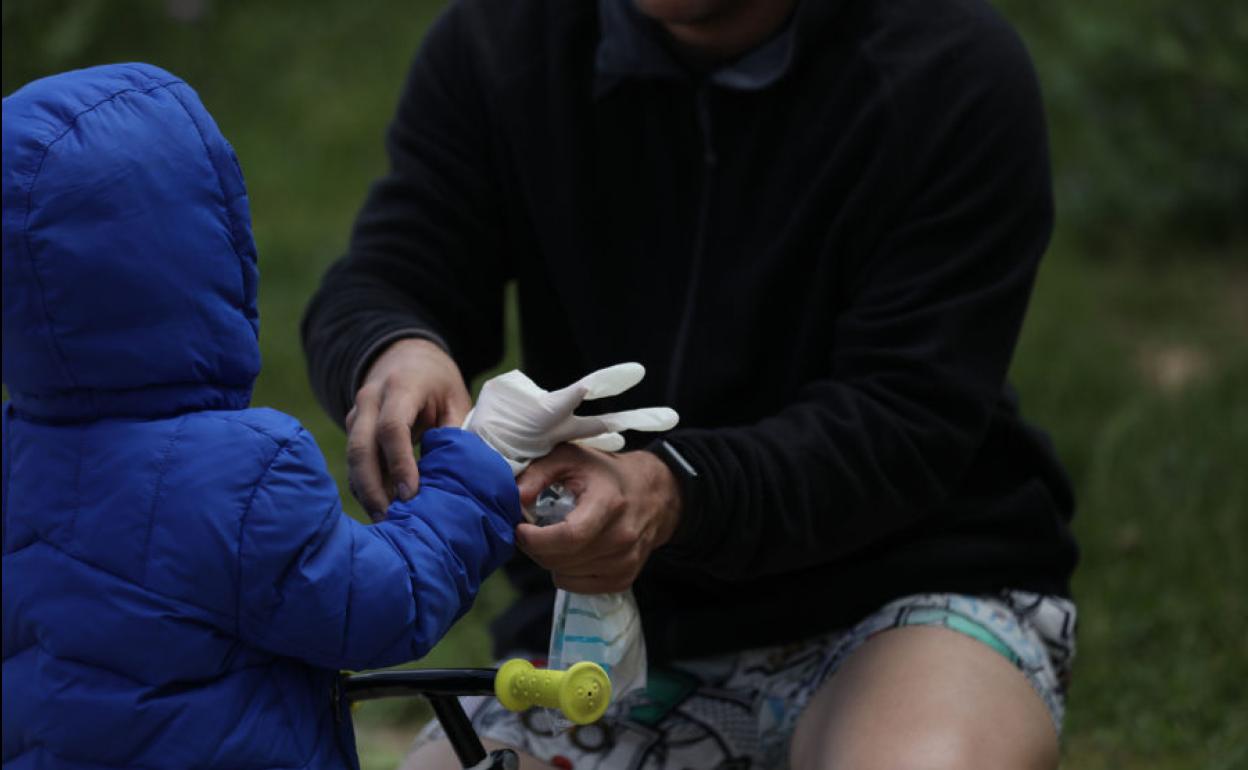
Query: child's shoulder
174 407 327 478
196 406 309 448
192 407 335 481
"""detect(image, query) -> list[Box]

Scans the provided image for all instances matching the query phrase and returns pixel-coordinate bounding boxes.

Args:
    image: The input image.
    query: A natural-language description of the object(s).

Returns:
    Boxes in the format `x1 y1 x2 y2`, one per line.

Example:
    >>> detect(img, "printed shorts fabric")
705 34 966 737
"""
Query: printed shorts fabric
405 591 1077 770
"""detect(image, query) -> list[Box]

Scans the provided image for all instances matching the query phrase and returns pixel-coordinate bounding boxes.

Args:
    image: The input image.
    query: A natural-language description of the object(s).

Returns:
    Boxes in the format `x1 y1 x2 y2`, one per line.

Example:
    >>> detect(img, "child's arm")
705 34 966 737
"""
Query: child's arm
236 426 519 671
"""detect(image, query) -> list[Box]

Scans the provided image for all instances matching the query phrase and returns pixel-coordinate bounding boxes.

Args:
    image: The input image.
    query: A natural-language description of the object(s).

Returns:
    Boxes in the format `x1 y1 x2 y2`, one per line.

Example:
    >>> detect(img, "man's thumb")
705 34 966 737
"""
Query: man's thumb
516 456 569 504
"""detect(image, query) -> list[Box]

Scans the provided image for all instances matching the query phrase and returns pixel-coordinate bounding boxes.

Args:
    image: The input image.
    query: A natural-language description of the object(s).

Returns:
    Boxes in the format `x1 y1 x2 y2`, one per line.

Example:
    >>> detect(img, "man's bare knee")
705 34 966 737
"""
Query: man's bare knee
789 627 1058 770
795 719 1056 770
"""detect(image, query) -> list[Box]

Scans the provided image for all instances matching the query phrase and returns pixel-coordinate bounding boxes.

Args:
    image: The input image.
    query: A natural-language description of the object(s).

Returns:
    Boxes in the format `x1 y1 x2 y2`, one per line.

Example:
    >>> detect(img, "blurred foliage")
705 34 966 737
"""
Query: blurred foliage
7 2 1246 255
993 0 1248 252
1011 242 1248 768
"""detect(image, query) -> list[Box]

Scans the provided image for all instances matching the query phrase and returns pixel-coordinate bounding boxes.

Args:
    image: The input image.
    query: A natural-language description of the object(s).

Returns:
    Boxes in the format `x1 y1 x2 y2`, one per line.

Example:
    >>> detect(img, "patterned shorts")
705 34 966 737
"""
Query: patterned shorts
406 591 1077 770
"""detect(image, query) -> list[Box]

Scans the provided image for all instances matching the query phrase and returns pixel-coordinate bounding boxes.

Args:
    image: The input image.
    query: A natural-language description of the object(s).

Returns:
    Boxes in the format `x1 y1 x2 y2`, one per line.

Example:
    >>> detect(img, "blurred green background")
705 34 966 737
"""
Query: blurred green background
3 1 1245 768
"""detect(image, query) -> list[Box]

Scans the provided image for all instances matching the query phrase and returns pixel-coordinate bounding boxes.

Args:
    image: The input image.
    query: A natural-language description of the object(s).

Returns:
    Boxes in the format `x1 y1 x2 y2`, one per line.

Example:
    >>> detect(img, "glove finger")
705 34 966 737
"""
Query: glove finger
542 363 647 423
573 432 626 452
546 414 611 445
550 408 678 444
542 380 590 417
596 407 679 433
574 362 647 400
542 363 644 418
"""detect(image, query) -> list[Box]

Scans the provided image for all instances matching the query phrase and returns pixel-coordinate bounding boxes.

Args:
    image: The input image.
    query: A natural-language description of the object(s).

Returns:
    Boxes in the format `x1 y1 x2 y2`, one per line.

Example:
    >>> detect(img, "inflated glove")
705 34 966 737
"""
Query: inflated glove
463 362 679 475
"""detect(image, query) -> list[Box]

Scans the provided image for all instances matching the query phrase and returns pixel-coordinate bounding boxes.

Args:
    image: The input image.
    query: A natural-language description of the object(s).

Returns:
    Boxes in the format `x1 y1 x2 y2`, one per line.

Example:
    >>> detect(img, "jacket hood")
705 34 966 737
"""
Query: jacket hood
2 63 260 422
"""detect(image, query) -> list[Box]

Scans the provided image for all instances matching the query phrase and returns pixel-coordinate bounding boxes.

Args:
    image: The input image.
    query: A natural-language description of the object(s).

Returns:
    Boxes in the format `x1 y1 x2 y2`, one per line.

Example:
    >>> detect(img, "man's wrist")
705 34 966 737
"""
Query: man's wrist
352 330 451 395
633 449 683 548
646 438 703 551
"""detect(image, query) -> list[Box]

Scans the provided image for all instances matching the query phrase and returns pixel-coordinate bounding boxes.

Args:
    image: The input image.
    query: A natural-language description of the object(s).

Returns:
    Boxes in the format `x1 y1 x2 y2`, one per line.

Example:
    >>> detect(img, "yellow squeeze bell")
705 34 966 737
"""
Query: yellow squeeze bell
494 659 612 725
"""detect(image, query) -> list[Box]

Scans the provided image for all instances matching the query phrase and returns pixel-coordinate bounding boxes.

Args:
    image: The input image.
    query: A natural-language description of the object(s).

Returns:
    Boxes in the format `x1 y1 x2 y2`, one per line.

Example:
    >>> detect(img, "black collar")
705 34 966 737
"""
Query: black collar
594 0 800 98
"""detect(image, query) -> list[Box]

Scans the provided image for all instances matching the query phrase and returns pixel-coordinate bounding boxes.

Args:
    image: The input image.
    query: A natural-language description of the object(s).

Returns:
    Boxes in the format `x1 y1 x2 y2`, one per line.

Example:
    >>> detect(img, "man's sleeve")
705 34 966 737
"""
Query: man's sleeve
656 18 1055 580
302 5 511 426
236 427 520 671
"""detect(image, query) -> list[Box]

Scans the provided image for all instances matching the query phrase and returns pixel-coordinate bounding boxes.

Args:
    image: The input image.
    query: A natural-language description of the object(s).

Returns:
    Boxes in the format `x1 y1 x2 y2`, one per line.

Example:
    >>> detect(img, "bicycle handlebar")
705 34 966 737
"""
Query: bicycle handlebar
342 659 612 725
341 667 497 701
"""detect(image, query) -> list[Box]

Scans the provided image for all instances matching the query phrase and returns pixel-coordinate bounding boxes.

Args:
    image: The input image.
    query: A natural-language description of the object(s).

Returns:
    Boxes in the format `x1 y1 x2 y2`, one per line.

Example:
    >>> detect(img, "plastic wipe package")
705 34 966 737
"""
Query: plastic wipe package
463 363 677 718
532 484 648 711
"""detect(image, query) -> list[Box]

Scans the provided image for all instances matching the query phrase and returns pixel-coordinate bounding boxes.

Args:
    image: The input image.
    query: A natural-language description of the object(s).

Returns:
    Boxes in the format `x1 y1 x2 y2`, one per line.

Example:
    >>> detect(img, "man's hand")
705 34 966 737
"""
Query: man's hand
516 444 682 594
346 338 471 519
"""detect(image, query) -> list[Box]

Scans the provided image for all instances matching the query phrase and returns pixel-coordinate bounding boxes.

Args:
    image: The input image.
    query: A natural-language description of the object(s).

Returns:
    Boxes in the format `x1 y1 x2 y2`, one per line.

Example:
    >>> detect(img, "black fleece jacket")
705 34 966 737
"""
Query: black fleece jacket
303 0 1079 661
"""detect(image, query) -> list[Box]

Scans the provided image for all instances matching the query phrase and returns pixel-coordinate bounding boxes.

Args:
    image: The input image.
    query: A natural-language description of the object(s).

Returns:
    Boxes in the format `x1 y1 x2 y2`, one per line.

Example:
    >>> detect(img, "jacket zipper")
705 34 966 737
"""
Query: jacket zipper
665 85 718 406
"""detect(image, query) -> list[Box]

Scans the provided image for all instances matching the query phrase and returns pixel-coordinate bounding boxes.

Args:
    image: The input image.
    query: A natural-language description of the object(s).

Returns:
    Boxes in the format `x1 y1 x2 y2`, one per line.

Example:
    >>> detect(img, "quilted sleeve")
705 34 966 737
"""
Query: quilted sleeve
237 427 520 671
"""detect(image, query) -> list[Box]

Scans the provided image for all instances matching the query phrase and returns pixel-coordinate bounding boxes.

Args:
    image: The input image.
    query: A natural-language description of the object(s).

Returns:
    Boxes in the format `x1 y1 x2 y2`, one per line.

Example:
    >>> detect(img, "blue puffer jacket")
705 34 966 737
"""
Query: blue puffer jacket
2 63 521 769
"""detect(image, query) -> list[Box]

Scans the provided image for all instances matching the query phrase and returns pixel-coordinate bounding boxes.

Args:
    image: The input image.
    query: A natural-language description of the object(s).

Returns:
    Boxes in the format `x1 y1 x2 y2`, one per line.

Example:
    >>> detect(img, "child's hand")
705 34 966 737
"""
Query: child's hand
464 363 678 474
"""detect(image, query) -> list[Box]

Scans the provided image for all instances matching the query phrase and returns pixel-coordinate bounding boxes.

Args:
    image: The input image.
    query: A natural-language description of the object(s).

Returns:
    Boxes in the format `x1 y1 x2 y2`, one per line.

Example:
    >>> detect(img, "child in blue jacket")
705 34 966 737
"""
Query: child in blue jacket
0 63 630 770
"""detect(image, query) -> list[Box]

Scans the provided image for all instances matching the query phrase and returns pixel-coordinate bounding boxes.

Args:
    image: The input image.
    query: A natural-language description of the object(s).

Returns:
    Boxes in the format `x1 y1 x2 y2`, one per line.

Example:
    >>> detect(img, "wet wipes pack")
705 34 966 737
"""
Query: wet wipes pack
532 484 648 714
463 362 677 729
548 590 647 698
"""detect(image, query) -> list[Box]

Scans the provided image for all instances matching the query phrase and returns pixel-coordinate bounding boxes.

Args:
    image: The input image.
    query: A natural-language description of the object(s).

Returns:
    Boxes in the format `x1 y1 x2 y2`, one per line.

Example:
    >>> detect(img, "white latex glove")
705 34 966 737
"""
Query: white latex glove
463 363 679 475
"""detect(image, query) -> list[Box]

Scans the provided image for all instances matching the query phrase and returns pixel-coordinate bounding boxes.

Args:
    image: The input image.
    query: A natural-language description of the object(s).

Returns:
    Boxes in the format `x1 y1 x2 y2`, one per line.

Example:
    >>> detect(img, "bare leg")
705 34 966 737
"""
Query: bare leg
789 626 1058 770
400 737 554 770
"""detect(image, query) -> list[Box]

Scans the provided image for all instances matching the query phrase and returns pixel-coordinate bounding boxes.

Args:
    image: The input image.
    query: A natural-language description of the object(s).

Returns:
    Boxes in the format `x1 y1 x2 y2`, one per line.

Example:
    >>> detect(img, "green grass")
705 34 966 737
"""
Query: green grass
1014 245 1248 769
4 2 1245 768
